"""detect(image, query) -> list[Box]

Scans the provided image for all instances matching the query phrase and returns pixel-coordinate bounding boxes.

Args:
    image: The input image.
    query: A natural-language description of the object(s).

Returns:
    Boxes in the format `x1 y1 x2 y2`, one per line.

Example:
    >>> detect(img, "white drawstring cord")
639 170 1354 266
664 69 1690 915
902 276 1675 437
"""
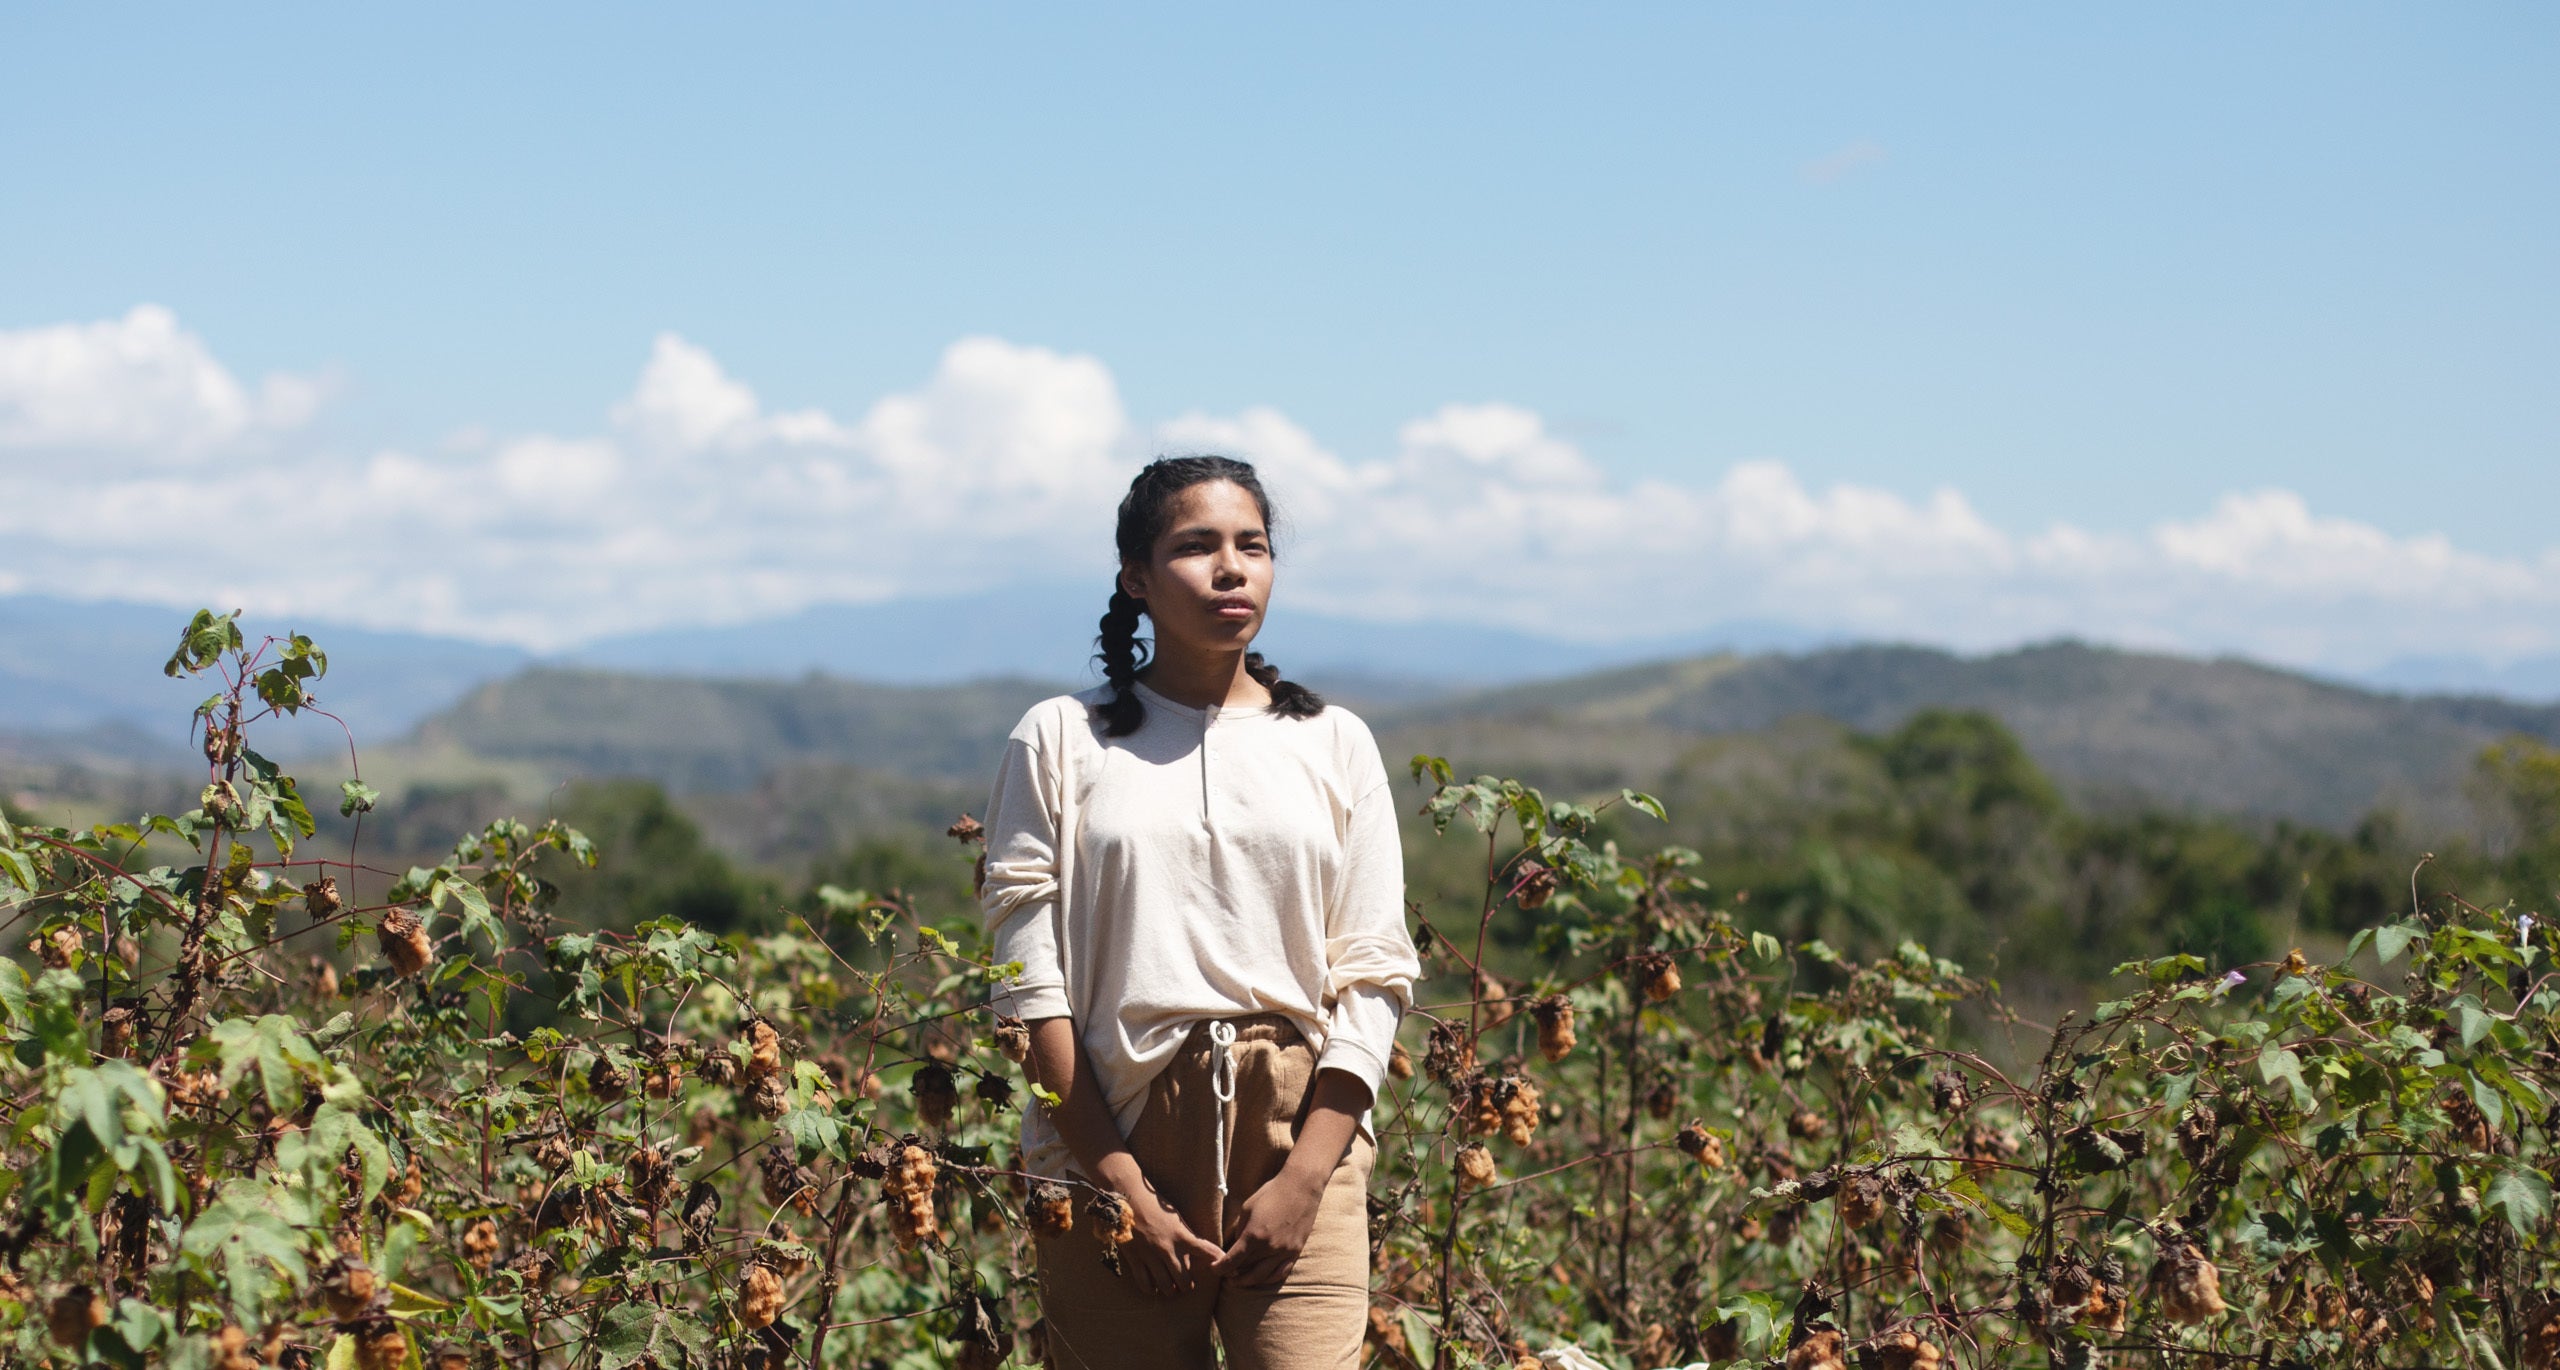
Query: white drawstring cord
1208 1020 1239 1216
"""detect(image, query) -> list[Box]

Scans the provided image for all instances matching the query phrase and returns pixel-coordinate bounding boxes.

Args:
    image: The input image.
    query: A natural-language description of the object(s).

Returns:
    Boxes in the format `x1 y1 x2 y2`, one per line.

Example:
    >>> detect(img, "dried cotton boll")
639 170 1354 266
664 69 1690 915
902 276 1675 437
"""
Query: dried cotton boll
974 1073 1014 1110
1532 996 1577 1062
304 876 342 919
1928 1070 1970 1114
1422 1022 1475 1084
912 1063 960 1130
100 1004 137 1059
1926 1211 1969 1254
1675 1121 1726 1170
2152 1242 2228 1324
1703 1318 1742 1362
1087 1191 1135 1249
1646 1077 1678 1121
760 1147 818 1216
2447 1092 2495 1152
1388 1042 1414 1079
1788 1109 1829 1141
2080 1284 2128 1333
1839 1173 1886 1227
2519 1296 2560 1370
35 926 80 970
1511 861 1558 910
994 1016 1031 1063
353 1318 409 1370
886 1144 942 1250
1455 1143 1497 1193
462 1218 500 1273
1636 1323 1676 1366
1029 1183 1075 1238
377 909 432 979
1499 1077 1543 1147
1868 1328 1942 1370
742 1021 783 1081
588 1056 630 1104
48 1285 107 1349
1629 949 1682 1002
746 1073 789 1119
1367 1306 1410 1361
322 1256 380 1319
1785 1329 1846 1370
700 1051 738 1087
2174 1105 2217 1166
945 814 986 845
627 1146 674 1209
738 1263 786 1329
215 1325 260 1370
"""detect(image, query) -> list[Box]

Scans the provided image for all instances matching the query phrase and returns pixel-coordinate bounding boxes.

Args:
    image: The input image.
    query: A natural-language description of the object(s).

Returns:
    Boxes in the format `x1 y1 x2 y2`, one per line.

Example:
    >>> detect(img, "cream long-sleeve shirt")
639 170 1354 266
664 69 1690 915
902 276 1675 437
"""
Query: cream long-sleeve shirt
978 680 1420 1178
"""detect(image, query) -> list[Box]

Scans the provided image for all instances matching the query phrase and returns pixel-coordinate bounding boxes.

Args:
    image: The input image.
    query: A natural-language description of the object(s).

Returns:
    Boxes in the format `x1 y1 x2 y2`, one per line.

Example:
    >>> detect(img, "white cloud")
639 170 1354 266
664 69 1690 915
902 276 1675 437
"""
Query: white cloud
0 305 322 456
2 305 2556 673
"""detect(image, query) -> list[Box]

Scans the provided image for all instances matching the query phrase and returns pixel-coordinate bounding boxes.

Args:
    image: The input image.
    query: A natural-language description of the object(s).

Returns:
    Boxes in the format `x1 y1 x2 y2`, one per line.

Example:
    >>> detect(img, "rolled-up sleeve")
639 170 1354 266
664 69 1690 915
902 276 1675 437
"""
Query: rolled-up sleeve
980 729 1071 1021
1316 767 1421 1096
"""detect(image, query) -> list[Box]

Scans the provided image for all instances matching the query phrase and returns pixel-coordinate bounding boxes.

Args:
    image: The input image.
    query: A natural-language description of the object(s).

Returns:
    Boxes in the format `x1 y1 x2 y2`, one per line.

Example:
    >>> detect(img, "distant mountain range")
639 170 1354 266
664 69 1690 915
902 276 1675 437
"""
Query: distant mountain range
1377 642 2560 830
0 588 1829 746
6 592 2558 836
386 639 2560 834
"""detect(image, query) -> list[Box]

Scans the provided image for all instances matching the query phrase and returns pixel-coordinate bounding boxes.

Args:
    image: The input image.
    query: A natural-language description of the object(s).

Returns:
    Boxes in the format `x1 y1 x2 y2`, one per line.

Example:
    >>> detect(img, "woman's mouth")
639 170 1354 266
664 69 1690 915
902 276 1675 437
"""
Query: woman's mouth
1212 597 1257 620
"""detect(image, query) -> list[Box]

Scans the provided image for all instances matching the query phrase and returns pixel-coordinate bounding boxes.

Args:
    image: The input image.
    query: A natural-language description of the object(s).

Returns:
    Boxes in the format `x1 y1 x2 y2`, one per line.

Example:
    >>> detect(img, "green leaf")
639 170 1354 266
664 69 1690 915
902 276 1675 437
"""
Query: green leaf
2456 998 2496 1049
2484 1162 2551 1237
1943 1176 2032 1239
1750 931 1784 965
2258 1044 2313 1110
165 609 243 677
596 1304 710 1370
1619 788 1667 822
339 780 381 817
2374 921 2421 966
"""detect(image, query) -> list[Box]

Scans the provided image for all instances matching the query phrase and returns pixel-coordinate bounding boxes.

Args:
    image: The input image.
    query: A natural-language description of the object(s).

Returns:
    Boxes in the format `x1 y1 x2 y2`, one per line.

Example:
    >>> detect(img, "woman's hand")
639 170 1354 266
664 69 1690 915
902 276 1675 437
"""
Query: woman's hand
1217 1065 1371 1287
1215 1167 1326 1288
1120 1180 1226 1298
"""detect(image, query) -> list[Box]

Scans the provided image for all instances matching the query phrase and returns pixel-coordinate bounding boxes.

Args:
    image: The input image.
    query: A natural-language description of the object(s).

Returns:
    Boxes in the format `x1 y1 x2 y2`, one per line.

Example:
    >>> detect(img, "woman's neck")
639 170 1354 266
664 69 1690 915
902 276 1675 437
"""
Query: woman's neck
1141 644 1271 712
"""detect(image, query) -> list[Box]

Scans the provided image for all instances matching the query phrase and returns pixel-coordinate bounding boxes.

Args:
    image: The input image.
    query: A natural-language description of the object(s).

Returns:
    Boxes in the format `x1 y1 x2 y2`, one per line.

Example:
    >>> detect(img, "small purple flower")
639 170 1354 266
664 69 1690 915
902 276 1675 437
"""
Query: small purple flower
2214 969 2248 996
2521 914 2537 948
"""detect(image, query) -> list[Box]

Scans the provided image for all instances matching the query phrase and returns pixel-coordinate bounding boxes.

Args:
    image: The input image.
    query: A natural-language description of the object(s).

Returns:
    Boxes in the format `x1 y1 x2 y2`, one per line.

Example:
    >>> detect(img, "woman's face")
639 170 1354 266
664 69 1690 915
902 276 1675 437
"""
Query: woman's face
1122 480 1273 658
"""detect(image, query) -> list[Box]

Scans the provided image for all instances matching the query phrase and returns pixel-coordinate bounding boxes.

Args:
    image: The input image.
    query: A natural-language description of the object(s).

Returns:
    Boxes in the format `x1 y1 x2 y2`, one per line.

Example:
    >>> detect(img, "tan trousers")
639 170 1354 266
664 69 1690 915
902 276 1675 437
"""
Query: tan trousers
1034 1015 1376 1370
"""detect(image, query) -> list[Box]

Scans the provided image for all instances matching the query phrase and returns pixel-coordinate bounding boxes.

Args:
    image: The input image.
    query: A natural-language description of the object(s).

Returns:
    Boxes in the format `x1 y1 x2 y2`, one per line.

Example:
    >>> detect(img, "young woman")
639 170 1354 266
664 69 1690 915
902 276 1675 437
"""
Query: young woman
978 456 1421 1370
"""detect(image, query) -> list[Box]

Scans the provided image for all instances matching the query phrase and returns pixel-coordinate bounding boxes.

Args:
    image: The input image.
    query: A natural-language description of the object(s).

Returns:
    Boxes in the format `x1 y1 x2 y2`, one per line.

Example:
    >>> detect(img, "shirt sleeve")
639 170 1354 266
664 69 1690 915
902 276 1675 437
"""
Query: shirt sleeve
1315 740 1421 1095
979 722 1071 1021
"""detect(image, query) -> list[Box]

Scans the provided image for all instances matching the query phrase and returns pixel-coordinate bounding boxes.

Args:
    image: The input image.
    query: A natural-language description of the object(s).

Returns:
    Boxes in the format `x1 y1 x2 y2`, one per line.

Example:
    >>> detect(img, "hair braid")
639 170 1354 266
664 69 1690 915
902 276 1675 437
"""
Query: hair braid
1094 583 1150 737
1243 651 1326 720
1091 453 1327 735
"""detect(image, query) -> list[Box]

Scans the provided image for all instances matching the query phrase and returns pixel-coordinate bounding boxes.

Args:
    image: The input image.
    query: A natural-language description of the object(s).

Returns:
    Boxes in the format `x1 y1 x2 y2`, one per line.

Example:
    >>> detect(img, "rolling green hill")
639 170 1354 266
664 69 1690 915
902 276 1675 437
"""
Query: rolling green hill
391 641 2560 834
412 668 1061 792
1379 641 2560 829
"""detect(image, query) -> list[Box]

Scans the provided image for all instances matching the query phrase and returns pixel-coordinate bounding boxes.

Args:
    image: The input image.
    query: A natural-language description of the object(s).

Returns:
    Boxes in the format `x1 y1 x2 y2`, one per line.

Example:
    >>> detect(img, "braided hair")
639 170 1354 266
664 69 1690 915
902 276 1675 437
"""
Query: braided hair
1094 455 1326 737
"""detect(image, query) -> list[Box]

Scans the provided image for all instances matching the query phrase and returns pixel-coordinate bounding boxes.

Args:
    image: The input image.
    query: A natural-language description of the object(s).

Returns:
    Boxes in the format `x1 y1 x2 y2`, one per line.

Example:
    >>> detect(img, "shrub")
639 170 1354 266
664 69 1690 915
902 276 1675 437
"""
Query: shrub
0 615 2548 1369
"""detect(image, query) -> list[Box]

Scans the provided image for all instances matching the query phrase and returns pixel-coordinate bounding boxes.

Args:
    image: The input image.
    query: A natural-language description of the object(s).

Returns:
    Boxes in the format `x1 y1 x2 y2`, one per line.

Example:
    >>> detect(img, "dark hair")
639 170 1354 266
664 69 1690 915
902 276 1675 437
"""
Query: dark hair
1093 455 1325 736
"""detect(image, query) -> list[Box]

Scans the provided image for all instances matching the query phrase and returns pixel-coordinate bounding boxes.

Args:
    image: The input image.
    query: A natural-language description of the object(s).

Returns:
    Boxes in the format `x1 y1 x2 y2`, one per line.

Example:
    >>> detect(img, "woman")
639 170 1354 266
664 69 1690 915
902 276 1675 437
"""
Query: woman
978 455 1421 1370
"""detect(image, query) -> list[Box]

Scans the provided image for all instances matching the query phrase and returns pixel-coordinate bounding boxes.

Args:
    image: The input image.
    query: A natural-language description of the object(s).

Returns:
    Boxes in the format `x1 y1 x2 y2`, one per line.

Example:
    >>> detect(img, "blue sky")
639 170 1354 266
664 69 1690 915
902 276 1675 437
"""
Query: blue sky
2 5 2555 670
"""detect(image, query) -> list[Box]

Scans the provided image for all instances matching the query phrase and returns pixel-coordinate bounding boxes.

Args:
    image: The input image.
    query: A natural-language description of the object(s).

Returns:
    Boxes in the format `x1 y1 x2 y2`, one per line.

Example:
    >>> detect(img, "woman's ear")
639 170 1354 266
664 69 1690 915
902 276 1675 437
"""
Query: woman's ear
1118 562 1149 605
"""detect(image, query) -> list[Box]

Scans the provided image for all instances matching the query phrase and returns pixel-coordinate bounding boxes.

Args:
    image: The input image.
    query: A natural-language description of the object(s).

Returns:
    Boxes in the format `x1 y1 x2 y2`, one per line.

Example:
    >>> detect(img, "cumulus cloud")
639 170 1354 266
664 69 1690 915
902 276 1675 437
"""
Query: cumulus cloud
0 305 322 456
2 305 2555 673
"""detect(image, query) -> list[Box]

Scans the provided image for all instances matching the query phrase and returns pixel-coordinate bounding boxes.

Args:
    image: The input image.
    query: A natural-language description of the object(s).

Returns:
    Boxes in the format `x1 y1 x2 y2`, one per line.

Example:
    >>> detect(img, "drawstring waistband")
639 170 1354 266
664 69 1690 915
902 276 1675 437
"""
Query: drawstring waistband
1207 1019 1239 1214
